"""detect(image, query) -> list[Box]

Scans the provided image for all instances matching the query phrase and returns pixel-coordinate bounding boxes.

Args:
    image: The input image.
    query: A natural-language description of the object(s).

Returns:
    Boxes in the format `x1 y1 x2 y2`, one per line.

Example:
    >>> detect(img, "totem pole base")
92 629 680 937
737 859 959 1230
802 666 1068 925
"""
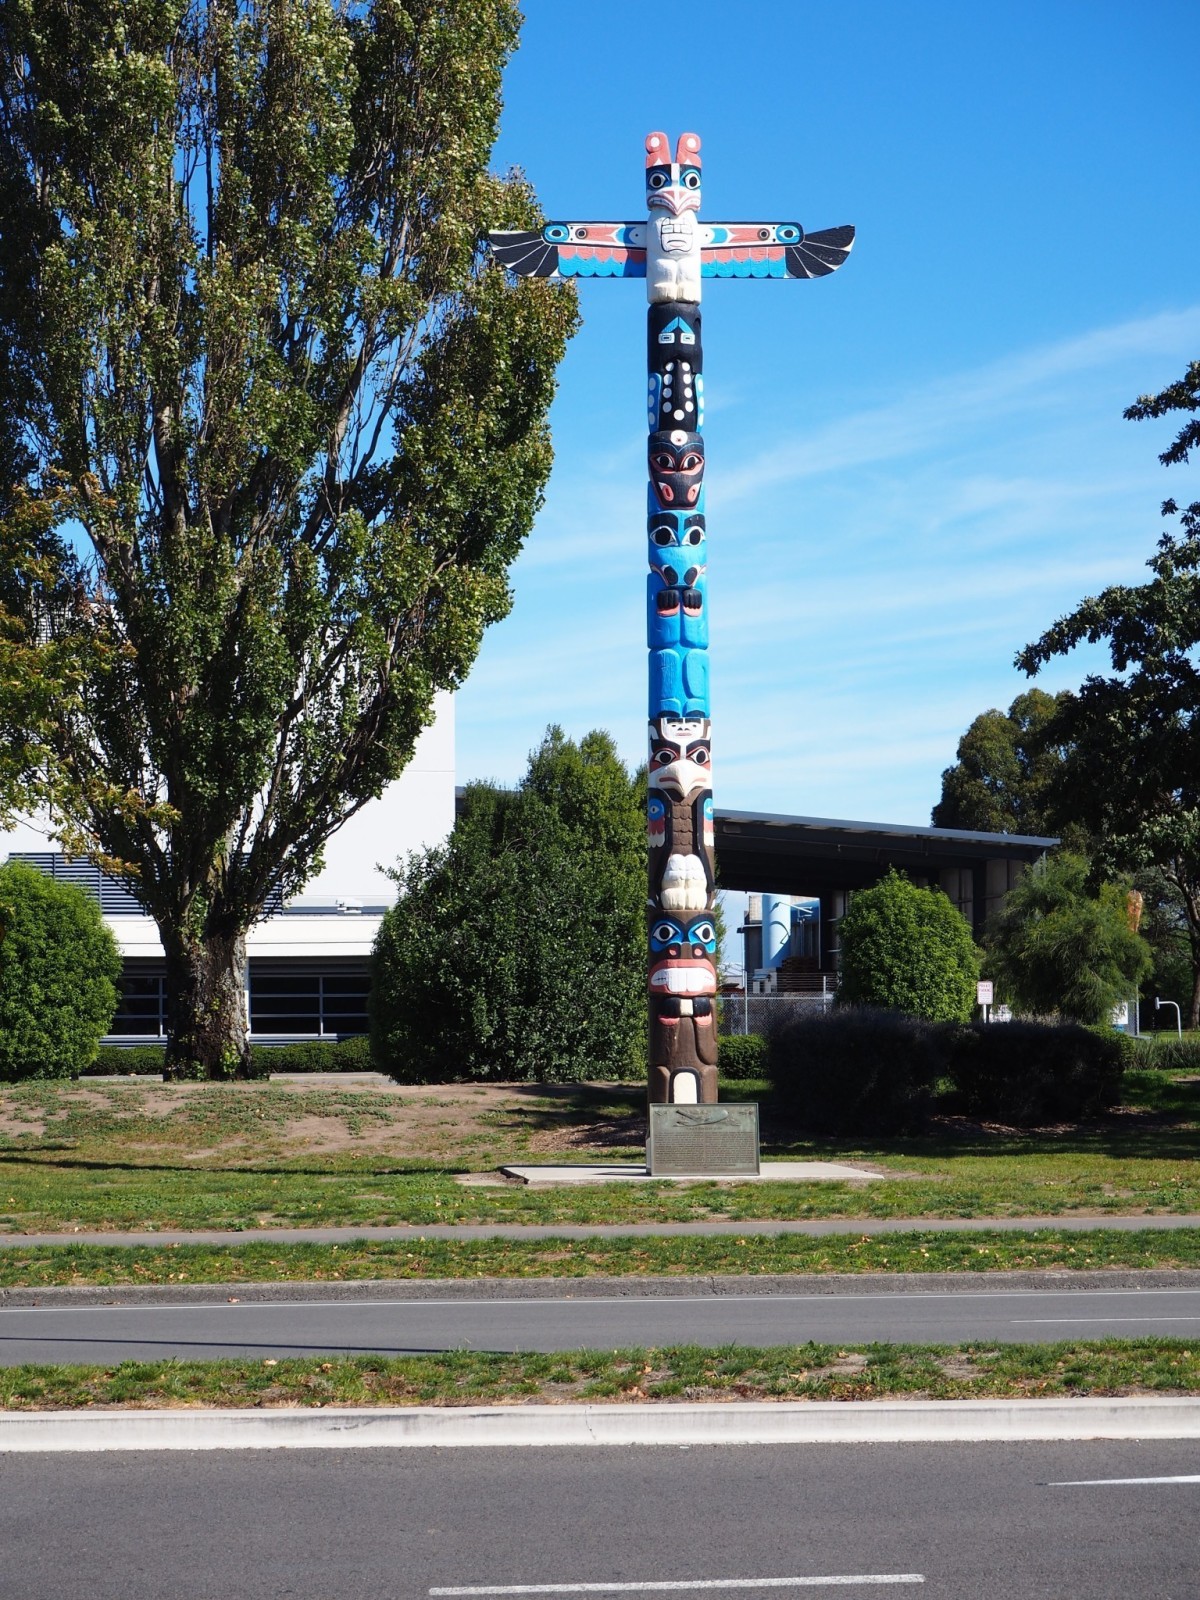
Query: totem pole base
647 1062 719 1106
646 1102 760 1178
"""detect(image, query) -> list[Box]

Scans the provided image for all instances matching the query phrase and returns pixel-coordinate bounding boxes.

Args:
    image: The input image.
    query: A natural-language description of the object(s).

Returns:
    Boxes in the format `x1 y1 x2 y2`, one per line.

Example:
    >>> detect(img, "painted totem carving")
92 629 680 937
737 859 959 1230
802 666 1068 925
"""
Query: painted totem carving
489 133 853 1105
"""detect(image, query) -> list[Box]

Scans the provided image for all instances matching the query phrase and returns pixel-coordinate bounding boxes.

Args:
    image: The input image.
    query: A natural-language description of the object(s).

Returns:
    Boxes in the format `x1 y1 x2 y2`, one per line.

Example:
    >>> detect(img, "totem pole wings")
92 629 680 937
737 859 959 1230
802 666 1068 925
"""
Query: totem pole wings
488 131 852 1109
488 221 854 281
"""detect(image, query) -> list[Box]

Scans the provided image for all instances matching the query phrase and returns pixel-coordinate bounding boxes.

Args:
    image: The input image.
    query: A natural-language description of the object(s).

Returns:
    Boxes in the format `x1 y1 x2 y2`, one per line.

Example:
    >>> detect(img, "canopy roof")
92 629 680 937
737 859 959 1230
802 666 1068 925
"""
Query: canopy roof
714 809 1056 896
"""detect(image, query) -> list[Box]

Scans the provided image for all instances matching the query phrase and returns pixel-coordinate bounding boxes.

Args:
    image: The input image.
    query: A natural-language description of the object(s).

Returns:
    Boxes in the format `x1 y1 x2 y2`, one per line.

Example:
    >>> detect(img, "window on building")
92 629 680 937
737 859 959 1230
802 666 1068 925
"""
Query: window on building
106 959 370 1041
248 962 369 1038
110 962 168 1036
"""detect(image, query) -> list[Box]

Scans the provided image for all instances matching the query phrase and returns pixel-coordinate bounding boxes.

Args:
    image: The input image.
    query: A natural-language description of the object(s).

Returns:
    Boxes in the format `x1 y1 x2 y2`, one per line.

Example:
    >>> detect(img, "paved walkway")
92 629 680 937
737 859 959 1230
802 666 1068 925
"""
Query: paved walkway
2 1215 1200 1248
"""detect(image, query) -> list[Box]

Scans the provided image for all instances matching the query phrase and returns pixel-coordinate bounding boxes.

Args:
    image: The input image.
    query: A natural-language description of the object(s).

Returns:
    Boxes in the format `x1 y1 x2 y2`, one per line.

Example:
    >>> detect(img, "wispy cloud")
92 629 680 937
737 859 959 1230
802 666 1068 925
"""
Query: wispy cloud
458 306 1200 820
717 306 1200 506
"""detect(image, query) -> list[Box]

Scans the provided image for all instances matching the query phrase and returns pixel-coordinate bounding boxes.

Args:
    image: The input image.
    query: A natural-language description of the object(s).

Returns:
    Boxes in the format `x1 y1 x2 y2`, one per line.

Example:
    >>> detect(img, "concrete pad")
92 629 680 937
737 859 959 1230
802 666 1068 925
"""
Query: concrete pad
497 1161 882 1186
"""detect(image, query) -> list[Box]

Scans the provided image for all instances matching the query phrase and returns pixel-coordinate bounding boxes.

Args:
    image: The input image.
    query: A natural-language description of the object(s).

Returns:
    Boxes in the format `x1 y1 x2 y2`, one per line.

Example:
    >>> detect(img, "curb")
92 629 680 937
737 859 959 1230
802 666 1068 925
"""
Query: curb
6 1267 1200 1310
3 1397 1200 1453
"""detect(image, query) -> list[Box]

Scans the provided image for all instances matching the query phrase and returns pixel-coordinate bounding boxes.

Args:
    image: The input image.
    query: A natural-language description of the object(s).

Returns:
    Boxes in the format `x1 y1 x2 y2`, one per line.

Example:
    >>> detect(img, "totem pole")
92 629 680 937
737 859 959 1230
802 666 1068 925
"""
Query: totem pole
490 133 853 1106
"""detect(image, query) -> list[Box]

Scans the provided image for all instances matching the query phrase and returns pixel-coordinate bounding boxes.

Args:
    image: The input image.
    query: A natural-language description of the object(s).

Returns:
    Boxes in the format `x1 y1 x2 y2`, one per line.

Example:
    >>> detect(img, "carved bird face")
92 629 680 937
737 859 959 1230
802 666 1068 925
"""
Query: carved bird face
648 716 712 800
644 131 702 217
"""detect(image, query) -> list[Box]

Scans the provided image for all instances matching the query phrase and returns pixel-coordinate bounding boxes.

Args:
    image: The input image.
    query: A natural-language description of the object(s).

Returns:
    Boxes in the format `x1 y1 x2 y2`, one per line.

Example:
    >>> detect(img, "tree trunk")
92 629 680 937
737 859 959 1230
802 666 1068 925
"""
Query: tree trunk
1190 962 1200 1033
161 926 253 1080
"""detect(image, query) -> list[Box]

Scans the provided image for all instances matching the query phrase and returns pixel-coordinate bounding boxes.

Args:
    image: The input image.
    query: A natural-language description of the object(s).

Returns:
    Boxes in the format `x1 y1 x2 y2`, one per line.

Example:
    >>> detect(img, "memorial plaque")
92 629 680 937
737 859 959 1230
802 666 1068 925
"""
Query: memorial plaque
647 1102 760 1177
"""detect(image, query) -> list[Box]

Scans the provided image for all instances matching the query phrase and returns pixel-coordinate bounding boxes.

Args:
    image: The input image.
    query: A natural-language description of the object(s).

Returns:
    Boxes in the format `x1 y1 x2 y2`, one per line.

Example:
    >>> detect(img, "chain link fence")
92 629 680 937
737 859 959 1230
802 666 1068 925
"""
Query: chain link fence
718 989 835 1036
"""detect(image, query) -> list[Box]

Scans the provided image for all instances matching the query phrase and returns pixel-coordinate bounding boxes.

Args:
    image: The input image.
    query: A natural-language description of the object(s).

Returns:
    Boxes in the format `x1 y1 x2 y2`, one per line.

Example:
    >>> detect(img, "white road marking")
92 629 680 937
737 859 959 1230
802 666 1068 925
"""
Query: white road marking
429 1578 925 1595
1049 1475 1200 1486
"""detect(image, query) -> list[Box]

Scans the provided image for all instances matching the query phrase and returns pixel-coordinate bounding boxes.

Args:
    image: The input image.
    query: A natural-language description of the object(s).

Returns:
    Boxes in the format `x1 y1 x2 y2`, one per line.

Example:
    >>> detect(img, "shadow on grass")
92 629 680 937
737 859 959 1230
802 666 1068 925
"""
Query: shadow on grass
0 1153 458 1177
758 1107 1200 1163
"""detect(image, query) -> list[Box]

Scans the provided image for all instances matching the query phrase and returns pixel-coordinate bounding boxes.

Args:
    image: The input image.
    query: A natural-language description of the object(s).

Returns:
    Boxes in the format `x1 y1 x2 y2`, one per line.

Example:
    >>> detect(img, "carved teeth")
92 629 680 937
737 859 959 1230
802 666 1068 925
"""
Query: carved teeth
649 962 717 997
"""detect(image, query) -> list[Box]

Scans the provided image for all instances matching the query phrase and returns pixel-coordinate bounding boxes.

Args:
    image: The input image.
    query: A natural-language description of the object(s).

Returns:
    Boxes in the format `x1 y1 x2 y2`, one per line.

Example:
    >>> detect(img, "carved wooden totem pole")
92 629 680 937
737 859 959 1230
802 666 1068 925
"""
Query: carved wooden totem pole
490 133 853 1105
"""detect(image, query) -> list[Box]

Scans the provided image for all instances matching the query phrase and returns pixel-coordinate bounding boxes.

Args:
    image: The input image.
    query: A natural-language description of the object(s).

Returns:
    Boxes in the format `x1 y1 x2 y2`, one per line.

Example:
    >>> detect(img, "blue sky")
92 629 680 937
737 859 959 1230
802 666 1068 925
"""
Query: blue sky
455 0 1200 826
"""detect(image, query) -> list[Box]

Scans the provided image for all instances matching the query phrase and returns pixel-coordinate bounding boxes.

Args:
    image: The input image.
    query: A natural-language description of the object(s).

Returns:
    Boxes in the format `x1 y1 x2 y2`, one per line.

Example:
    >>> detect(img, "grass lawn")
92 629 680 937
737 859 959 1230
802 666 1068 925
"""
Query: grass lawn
0 1072 1197 1236
3 1339 1199 1409
6 1226 1200 1288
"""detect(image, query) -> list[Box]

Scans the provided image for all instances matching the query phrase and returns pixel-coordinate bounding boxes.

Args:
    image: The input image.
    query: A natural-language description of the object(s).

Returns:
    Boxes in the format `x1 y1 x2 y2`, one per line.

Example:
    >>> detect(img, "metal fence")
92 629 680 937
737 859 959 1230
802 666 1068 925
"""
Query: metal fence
718 989 835 1036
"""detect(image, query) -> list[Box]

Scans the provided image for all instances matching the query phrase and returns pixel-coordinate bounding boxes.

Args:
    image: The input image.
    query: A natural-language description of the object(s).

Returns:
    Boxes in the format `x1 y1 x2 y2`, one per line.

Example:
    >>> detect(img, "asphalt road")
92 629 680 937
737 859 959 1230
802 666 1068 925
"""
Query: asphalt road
6 1282 1200 1362
3 1440 1199 1599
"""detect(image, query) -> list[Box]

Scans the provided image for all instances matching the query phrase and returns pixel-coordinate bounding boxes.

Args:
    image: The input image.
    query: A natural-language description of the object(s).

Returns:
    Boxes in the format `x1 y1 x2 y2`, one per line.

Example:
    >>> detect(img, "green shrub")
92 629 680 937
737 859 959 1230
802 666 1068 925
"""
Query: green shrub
948 1021 1128 1124
0 860 122 1080
1127 1032 1200 1074
716 1033 766 1080
86 1045 167 1076
253 1036 371 1073
373 729 644 1084
767 1007 950 1136
837 870 980 1023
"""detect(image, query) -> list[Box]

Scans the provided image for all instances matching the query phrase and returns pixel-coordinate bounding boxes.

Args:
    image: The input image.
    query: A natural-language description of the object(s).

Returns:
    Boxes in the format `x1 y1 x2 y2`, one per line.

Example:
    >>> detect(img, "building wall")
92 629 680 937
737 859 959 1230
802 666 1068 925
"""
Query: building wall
291 691 455 906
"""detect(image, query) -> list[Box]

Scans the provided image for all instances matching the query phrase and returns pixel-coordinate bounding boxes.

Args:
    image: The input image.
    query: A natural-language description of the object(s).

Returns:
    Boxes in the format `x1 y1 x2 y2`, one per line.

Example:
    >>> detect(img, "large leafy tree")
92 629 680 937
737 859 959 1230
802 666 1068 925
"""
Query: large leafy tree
1018 360 1200 1024
0 0 577 1076
931 687 1068 837
983 852 1151 1025
371 728 645 1083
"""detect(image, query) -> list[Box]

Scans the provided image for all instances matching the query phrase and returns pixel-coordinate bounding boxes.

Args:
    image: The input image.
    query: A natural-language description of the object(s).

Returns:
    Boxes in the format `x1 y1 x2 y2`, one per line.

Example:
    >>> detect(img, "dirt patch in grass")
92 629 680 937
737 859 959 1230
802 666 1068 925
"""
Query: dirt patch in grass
0 1079 646 1165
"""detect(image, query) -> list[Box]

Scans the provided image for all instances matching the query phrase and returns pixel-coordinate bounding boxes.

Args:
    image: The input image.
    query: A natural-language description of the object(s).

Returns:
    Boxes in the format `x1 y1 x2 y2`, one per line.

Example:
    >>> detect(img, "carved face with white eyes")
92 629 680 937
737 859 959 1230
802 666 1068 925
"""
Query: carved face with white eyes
644 130 702 217
648 430 704 508
648 911 718 998
648 512 706 586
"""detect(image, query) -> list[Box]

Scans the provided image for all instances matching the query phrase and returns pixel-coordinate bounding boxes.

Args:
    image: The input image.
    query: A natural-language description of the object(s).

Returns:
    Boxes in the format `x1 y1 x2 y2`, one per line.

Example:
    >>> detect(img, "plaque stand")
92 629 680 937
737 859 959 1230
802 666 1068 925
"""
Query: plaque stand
646 1102 760 1177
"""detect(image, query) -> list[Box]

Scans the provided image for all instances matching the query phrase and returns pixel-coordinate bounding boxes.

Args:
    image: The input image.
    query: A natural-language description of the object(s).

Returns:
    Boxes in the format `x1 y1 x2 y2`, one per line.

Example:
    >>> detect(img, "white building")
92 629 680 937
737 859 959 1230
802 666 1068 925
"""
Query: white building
0 693 456 1042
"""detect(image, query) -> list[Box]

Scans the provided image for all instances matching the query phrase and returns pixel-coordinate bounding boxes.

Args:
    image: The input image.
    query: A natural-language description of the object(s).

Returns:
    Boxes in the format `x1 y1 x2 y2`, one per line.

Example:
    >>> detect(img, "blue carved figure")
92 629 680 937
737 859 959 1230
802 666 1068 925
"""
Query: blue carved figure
648 503 707 650
649 644 709 717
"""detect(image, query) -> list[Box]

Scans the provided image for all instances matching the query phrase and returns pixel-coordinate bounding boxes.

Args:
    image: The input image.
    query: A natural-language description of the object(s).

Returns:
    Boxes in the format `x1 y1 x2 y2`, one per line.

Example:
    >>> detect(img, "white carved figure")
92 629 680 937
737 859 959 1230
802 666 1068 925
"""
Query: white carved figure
645 130 703 306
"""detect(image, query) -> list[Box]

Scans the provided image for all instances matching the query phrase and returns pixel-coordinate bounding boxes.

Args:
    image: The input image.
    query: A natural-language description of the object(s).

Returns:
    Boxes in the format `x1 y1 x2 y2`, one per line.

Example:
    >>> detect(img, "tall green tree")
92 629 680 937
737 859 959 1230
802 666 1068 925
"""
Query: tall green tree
1018 359 1200 1024
932 687 1068 836
371 728 645 1083
983 852 1151 1024
0 0 577 1076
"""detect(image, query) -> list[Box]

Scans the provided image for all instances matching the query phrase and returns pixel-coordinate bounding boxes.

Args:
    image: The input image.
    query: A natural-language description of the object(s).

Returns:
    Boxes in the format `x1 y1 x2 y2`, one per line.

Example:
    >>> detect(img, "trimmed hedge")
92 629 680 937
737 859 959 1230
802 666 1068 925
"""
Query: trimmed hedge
0 860 122 1080
87 1046 169 1076
251 1037 372 1073
86 1036 372 1077
717 1033 767 1080
768 1008 1130 1133
950 1021 1128 1124
767 1008 948 1136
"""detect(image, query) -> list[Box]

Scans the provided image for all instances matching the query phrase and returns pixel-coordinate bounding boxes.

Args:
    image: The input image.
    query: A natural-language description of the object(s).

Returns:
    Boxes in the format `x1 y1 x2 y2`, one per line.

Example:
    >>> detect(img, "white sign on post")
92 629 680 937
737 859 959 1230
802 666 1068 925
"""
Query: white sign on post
976 980 994 1007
